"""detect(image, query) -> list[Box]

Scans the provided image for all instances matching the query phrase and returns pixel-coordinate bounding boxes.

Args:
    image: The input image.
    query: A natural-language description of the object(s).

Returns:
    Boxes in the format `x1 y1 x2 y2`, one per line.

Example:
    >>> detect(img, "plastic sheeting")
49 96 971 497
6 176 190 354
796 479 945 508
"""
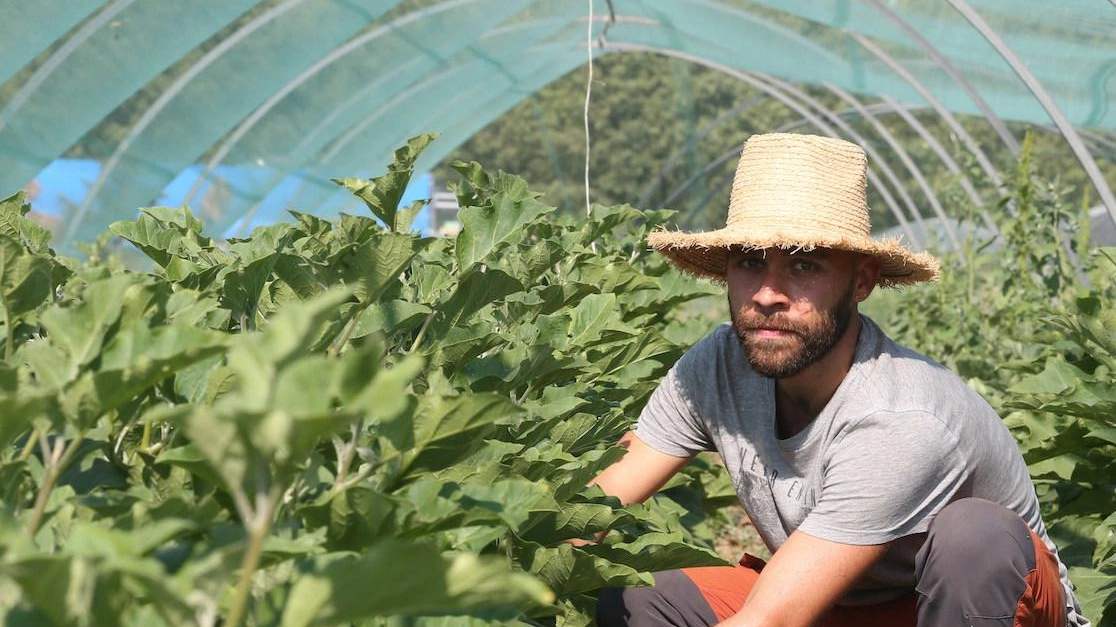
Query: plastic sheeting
1 0 1114 247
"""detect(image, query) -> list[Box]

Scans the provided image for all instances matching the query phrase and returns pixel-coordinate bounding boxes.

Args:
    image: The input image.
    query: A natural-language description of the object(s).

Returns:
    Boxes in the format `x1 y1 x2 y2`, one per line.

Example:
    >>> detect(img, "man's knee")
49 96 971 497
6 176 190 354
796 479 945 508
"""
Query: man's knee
595 570 718 627
916 498 1064 627
921 498 1034 572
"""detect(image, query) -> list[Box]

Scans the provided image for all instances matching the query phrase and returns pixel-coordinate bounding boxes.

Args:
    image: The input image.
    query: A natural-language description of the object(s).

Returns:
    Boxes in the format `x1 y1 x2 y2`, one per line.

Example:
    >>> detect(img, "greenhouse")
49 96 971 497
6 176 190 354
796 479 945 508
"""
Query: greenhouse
3 0 1115 248
0 2 1114 627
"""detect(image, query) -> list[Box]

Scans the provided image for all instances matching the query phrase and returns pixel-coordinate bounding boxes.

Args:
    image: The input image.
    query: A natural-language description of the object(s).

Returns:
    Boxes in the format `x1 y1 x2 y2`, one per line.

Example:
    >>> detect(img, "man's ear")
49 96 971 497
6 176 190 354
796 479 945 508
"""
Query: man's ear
854 255 881 303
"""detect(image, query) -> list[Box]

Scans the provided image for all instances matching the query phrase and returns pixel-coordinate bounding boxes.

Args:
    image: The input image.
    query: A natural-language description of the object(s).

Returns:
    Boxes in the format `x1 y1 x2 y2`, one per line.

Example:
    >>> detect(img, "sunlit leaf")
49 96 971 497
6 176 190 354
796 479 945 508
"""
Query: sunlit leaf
281 541 551 627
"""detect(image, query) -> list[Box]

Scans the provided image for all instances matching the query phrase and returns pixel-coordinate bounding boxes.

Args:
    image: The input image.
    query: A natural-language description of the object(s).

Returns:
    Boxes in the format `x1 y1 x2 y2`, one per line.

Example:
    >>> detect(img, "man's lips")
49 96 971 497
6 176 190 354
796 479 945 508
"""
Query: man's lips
750 328 793 338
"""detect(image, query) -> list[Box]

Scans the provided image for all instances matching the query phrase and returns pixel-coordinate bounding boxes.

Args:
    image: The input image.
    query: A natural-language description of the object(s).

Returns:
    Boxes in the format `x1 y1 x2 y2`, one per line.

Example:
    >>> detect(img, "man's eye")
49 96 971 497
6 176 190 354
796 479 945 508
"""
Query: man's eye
794 261 818 271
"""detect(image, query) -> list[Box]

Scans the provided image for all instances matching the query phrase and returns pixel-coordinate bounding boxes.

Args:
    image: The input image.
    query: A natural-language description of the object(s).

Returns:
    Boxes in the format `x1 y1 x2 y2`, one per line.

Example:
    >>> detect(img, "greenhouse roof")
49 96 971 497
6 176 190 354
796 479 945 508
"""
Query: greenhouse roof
2 0 1115 249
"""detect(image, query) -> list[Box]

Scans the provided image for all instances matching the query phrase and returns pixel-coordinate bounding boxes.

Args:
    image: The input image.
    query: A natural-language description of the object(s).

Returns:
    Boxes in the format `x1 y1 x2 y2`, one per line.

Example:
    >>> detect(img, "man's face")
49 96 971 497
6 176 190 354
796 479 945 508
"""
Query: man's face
725 247 869 379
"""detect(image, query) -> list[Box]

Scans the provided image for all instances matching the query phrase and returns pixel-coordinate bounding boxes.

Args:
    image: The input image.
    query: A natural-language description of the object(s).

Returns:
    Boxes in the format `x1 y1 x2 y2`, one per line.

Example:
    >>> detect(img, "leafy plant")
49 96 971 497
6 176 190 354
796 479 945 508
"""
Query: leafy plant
0 135 728 626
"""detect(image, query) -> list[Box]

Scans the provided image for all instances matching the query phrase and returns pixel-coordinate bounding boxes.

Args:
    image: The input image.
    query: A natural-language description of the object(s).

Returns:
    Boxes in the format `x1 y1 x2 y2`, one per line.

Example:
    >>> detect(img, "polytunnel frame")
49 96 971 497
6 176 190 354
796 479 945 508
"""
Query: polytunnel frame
61 0 322 244
0 0 138 135
16 0 1112 244
946 0 1116 226
187 0 560 232
599 0 1116 234
275 17 589 225
605 41 926 247
201 0 974 241
180 0 488 211
300 39 593 222
636 27 1001 239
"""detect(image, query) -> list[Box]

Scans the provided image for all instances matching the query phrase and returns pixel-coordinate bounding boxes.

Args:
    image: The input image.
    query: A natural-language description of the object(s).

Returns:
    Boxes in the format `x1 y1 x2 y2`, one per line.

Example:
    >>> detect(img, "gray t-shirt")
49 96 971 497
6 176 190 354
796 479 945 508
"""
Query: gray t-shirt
636 316 1087 624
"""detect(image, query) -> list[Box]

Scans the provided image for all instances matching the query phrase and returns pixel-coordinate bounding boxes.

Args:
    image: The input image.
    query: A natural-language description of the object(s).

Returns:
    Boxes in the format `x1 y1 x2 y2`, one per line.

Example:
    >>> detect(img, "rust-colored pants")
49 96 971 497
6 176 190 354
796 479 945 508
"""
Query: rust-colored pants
597 499 1067 627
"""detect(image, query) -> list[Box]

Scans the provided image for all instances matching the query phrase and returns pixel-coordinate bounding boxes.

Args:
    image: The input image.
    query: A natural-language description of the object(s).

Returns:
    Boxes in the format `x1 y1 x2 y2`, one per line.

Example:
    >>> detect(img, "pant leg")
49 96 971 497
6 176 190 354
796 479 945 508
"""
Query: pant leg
595 554 915 627
915 498 1066 627
596 569 725 627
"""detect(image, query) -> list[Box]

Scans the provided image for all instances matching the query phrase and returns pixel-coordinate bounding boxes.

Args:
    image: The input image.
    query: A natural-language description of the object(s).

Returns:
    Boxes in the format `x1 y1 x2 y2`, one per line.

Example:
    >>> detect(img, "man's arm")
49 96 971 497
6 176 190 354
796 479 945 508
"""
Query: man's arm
718 530 890 627
589 432 693 506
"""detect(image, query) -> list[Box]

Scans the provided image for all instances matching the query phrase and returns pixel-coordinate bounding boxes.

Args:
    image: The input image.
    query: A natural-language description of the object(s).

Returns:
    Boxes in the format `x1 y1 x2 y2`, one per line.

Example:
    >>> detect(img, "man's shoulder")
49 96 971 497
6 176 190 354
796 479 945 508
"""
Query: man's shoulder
859 315 950 373
854 316 998 419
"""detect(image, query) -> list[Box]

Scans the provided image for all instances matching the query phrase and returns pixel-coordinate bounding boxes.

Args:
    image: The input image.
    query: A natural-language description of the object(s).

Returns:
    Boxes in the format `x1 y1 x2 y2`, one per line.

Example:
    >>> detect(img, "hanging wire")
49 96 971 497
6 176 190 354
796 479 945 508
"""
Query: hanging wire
583 0 594 217
583 0 616 218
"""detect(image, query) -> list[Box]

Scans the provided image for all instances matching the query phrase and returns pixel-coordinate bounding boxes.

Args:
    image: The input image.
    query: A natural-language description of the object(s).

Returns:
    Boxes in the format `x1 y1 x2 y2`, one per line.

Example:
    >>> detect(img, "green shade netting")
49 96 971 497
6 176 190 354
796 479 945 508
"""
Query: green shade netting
0 0 1113 246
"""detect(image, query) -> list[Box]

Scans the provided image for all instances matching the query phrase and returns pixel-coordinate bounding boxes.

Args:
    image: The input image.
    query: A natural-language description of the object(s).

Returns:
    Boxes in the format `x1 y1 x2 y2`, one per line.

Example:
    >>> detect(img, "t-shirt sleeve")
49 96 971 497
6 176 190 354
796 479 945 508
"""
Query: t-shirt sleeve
633 336 718 457
797 410 968 545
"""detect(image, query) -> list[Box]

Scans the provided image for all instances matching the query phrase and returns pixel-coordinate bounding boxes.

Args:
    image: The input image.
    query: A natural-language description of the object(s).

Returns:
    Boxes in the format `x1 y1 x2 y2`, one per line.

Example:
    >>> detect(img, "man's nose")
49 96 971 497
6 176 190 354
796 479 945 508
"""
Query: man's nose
752 271 790 311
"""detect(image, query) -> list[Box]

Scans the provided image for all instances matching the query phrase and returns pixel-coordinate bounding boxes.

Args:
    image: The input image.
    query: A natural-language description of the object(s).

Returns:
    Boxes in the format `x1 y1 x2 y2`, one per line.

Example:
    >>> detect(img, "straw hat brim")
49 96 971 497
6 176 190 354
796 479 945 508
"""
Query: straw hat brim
647 228 940 288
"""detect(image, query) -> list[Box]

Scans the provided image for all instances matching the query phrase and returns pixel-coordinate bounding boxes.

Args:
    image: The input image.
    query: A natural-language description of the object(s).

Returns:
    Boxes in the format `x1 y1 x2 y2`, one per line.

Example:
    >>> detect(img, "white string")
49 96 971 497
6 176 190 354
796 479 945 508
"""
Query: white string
583 0 594 217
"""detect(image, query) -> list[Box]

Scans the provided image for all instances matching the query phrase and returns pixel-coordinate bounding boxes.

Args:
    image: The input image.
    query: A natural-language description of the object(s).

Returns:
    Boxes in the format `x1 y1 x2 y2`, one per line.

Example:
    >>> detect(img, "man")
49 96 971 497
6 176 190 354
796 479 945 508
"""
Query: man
591 133 1088 627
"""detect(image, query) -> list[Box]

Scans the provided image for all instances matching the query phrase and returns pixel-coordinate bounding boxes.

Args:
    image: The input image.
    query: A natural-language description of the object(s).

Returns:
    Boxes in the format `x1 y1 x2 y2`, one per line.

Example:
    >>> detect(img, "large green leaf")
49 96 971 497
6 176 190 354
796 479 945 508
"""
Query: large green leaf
389 393 523 484
332 134 437 232
109 207 216 269
38 275 135 375
223 288 352 412
0 191 54 254
431 268 523 337
454 176 555 271
0 234 54 329
330 231 426 303
397 478 548 538
299 485 399 551
565 293 639 351
515 541 650 597
280 541 552 627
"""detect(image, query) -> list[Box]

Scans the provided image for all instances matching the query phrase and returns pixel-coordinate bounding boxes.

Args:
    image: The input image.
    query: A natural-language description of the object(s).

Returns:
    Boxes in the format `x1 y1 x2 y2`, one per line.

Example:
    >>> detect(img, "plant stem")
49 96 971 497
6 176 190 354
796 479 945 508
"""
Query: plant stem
333 422 362 488
225 525 267 627
327 314 361 358
3 312 12 362
18 426 41 461
408 309 436 354
225 485 281 627
26 435 79 537
140 421 152 451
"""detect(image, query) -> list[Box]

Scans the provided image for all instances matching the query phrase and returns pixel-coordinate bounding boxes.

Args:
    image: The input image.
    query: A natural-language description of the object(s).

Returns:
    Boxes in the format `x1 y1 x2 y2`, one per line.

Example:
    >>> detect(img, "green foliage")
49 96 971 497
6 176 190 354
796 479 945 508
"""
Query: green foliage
7 127 1110 626
865 133 1116 626
0 139 726 626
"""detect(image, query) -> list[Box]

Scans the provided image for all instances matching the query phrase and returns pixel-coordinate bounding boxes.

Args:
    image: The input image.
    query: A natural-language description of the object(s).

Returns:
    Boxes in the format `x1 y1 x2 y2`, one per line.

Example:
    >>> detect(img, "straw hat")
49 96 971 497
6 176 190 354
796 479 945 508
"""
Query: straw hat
648 133 939 287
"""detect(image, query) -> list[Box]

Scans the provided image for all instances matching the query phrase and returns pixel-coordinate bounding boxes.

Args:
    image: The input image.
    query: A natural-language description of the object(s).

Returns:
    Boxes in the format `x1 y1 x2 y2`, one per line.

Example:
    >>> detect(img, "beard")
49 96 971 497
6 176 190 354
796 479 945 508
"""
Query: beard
730 282 857 379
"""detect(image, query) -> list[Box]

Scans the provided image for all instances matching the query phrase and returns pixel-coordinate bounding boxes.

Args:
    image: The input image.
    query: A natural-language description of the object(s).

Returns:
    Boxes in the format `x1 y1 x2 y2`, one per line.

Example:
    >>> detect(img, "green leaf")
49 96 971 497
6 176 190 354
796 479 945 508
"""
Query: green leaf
1007 358 1083 396
354 300 431 337
38 274 135 374
219 253 279 330
333 134 437 231
300 485 399 551
168 405 251 500
515 541 650 596
65 519 197 558
398 478 548 538
435 268 523 337
392 393 523 483
223 288 352 412
331 232 426 303
109 208 213 268
140 206 206 233
280 541 551 627
566 293 638 350
585 531 726 571
0 191 54 254
0 385 46 448
455 177 555 271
